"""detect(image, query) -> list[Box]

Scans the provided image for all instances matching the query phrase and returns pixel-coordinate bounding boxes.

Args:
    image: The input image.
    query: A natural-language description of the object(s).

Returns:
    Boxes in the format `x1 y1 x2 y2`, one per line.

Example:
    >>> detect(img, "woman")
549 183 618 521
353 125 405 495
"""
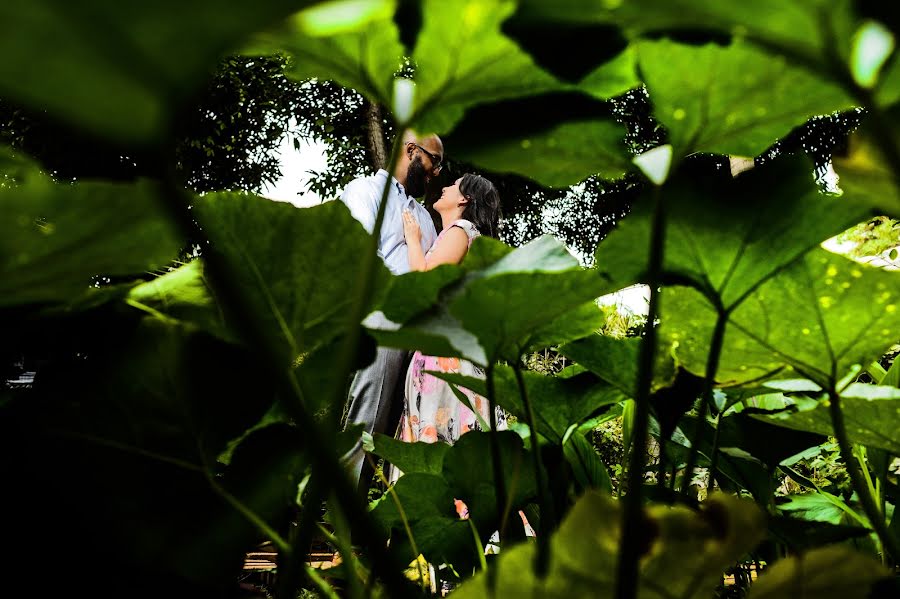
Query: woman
397 173 503 449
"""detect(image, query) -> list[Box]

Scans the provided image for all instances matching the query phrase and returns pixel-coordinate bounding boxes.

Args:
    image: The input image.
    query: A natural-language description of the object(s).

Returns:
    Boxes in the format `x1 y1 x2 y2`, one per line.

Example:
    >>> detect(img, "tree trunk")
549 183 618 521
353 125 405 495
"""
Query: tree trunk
364 100 386 170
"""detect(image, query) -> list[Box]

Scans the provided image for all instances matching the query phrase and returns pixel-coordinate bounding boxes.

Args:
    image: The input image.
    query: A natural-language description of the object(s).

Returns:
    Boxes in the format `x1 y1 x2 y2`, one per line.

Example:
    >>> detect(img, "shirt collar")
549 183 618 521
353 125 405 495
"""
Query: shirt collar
376 168 412 199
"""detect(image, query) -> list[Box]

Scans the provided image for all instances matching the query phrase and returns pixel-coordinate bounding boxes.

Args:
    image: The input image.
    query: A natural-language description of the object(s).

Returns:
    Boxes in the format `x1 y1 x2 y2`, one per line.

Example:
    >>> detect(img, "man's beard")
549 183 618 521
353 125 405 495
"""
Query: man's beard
404 156 427 197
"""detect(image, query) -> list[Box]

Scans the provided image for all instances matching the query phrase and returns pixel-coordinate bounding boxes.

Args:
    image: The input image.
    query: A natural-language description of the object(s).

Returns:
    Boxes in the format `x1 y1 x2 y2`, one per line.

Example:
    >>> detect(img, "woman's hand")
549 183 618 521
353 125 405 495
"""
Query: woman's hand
402 209 421 245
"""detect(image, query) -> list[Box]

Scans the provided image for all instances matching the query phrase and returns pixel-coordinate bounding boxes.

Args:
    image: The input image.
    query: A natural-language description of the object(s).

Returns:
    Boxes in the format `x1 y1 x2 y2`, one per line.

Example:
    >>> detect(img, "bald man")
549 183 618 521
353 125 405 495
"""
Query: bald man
339 131 444 496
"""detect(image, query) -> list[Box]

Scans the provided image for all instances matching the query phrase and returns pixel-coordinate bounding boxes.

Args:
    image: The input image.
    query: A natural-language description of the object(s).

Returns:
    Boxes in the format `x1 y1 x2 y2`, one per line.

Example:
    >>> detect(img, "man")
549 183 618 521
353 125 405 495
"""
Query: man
340 130 444 496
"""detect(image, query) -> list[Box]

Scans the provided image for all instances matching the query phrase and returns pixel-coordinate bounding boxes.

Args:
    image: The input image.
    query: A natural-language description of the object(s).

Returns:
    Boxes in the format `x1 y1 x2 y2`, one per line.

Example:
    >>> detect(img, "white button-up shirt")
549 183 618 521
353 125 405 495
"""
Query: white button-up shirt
338 169 438 275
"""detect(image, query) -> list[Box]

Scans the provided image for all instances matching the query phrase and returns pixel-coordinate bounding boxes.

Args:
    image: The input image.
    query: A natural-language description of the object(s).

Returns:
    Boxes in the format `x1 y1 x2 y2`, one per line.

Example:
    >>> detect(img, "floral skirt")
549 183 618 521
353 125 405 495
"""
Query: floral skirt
398 352 507 445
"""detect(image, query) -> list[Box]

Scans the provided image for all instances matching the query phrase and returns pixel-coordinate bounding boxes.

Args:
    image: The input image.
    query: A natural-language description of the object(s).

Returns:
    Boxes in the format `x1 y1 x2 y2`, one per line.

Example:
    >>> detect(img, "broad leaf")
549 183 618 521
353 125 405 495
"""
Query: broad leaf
368 235 616 364
250 0 403 104
563 432 613 494
128 260 234 342
454 492 765 599
409 0 563 134
445 93 631 188
193 193 391 365
661 247 900 387
560 333 677 397
0 178 181 308
582 0 859 77
636 39 855 158
370 432 450 476
758 384 900 455
748 546 889 599
767 516 873 552
0 0 312 143
595 155 872 309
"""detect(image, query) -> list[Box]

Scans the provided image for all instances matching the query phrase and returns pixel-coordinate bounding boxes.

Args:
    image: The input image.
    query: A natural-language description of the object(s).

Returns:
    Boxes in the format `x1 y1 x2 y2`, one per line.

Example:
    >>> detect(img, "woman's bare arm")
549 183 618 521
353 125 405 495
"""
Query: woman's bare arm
422 227 468 270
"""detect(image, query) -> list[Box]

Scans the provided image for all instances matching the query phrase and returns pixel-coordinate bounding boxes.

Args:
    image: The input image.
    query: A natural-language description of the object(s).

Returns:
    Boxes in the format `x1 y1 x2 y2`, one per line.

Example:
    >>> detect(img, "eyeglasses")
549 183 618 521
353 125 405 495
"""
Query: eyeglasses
412 143 443 173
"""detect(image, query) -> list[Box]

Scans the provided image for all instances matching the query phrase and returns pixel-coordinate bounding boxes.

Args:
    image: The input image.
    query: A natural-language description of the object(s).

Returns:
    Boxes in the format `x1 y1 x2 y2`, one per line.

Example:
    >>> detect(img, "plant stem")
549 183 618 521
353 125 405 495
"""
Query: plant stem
615 185 665 599
682 309 727 498
485 362 507 594
827 387 900 562
513 363 555 577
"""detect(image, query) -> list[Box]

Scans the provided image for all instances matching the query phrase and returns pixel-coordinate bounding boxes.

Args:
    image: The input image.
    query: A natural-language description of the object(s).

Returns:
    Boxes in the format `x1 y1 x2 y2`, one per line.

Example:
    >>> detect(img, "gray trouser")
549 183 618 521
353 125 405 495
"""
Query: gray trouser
343 345 411 496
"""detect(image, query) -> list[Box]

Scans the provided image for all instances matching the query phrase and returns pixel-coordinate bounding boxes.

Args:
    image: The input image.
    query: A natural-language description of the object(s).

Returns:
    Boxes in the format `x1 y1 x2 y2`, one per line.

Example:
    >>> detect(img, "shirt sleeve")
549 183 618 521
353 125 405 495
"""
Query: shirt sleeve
339 178 377 234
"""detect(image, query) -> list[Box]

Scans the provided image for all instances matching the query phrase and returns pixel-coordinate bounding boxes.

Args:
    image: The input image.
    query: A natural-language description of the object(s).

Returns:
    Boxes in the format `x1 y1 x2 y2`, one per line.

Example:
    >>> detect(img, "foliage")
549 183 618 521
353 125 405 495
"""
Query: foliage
3 1 900 598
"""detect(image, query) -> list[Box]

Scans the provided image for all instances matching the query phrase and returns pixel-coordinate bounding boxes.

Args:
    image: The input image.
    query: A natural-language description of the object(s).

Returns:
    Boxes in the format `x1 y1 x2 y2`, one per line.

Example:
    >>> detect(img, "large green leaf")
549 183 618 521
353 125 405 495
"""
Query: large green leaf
128 260 234 342
444 92 631 187
662 245 900 387
747 546 889 599
580 0 859 77
409 0 563 134
560 334 677 396
370 432 450 476
369 431 537 571
636 39 855 158
758 384 900 455
368 235 616 364
595 155 872 309
0 0 311 143
0 177 181 308
193 193 391 365
454 492 765 599
450 236 616 362
250 0 403 104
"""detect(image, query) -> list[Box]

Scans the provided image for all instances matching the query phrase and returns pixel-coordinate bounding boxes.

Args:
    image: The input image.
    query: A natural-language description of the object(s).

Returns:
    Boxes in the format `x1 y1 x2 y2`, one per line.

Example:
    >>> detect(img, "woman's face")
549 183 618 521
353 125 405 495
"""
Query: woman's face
434 177 466 211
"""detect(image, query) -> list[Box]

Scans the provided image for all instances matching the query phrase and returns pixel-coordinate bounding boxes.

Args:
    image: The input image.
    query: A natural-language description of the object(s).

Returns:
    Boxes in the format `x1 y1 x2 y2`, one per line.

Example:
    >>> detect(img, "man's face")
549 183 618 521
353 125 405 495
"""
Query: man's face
405 154 428 197
404 140 443 197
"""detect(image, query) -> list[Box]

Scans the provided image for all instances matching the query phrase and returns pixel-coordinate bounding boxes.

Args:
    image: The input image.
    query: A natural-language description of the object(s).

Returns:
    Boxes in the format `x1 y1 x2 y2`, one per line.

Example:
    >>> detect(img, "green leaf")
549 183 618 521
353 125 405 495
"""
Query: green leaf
583 0 859 76
446 95 631 187
369 235 616 364
451 236 615 362
370 432 450 476
0 0 312 143
378 265 463 324
521 301 607 354
578 46 641 100
778 493 851 526
128 260 235 342
442 431 537 530
193 193 391 365
662 246 900 388
560 334 677 397
595 155 872 309
758 385 900 455
250 0 403 105
748 546 889 599
409 0 563 134
767 516 873 552
636 39 855 158
0 178 181 308
454 492 766 599
431 366 623 444
563 432 613 494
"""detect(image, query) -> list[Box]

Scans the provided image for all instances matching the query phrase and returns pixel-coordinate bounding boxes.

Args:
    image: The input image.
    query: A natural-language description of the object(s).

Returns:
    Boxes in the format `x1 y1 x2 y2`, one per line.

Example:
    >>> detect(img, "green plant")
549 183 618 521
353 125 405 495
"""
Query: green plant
3 2 900 598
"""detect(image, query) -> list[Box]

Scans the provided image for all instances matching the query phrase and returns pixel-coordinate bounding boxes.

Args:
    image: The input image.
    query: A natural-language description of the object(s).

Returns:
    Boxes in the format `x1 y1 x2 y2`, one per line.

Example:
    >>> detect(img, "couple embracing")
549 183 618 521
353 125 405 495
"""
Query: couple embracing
340 131 503 498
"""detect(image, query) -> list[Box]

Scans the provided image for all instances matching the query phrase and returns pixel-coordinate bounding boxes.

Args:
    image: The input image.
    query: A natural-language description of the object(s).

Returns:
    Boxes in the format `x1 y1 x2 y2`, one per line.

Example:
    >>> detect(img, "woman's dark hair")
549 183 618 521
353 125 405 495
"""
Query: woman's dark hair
458 173 501 238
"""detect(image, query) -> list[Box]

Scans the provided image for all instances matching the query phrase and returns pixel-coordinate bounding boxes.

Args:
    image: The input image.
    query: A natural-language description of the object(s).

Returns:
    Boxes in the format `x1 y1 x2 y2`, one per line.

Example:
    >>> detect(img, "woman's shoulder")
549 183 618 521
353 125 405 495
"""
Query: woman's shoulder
450 219 480 240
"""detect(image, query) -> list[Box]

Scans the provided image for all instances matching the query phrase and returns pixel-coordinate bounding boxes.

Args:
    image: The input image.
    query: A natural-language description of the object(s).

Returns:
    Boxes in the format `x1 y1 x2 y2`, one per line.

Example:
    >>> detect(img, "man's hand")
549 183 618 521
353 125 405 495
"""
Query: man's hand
402 209 421 245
